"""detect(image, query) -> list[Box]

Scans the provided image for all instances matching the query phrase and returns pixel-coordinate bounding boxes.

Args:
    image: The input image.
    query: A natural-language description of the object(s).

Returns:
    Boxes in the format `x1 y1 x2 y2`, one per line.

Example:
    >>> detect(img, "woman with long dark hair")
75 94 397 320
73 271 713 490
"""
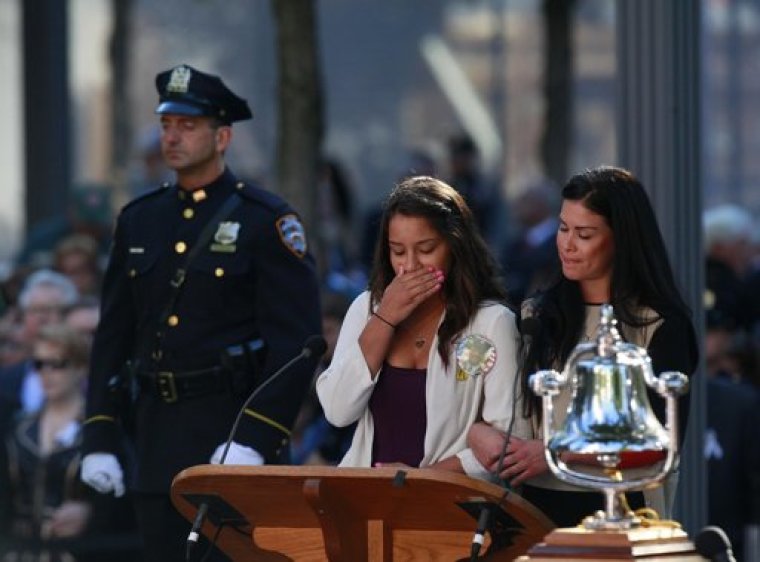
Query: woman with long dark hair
468 166 698 526
317 176 529 475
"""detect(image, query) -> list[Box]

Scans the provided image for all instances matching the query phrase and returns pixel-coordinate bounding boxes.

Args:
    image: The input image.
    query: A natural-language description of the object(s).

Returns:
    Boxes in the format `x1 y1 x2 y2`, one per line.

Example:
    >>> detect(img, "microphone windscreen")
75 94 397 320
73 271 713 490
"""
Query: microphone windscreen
694 526 732 558
303 335 327 358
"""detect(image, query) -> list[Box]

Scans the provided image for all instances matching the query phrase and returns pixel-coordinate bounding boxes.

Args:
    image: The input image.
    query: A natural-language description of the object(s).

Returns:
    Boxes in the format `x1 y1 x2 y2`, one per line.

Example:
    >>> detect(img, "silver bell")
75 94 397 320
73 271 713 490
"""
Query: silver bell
530 304 688 529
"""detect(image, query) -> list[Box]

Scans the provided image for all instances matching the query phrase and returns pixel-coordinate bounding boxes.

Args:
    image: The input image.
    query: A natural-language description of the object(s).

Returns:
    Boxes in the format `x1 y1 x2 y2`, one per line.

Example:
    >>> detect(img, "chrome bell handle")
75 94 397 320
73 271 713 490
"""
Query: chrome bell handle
529 341 597 437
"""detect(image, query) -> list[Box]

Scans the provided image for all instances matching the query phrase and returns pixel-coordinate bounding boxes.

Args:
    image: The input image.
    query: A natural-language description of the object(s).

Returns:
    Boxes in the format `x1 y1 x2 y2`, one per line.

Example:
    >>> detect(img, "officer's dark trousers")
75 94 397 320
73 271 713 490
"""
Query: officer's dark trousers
133 492 231 562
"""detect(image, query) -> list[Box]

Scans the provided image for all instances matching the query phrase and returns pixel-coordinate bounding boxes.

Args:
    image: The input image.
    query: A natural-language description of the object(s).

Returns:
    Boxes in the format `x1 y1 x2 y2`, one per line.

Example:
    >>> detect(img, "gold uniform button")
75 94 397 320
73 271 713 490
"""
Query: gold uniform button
192 189 207 202
214 268 224 277
182 208 194 219
128 269 137 278
236 182 245 190
175 241 187 254
281 438 288 446
167 315 179 327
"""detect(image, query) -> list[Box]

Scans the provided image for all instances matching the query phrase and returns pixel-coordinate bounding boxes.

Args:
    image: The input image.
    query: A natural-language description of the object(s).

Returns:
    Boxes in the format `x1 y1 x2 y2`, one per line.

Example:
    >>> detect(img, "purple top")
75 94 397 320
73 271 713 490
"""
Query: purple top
369 363 427 467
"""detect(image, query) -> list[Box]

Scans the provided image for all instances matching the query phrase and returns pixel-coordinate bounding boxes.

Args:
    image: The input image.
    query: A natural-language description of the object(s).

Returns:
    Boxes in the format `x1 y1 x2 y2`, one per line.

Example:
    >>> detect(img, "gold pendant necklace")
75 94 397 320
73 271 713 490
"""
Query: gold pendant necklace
404 303 443 350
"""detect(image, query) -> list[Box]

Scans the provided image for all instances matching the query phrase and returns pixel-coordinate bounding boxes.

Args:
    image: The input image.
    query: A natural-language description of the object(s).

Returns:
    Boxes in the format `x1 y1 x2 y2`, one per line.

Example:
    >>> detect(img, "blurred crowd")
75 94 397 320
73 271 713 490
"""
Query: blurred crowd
0 132 758 559
702 204 760 557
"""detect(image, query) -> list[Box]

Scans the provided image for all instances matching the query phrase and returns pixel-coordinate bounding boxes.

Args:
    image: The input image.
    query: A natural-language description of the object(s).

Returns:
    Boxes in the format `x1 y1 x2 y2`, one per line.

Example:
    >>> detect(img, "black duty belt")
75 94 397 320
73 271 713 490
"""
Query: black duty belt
137 367 227 403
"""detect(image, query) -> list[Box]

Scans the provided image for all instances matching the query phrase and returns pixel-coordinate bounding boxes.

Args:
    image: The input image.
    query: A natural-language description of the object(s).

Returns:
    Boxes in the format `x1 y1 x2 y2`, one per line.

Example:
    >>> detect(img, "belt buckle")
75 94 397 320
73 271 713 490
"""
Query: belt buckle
156 371 178 403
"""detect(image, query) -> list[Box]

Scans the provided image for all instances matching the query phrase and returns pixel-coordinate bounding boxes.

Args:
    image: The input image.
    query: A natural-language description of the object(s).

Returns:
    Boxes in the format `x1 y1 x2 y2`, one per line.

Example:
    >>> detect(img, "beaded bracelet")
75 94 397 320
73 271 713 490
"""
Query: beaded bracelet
373 312 397 329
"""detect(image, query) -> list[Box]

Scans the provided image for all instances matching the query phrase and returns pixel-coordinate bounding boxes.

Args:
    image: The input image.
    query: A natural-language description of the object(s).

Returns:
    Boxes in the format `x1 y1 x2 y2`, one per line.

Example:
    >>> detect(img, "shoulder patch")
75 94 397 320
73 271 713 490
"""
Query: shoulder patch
276 214 307 258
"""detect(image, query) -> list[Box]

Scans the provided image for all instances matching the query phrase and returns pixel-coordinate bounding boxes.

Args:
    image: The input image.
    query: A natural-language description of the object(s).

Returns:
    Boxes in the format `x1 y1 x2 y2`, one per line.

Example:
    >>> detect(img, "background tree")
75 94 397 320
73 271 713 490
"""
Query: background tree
110 0 134 208
540 0 575 185
272 0 325 264
22 0 70 235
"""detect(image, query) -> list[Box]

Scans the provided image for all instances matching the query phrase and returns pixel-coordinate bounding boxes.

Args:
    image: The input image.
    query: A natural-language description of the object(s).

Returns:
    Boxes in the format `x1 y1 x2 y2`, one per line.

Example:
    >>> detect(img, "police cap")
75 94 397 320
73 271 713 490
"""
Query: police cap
155 64 252 124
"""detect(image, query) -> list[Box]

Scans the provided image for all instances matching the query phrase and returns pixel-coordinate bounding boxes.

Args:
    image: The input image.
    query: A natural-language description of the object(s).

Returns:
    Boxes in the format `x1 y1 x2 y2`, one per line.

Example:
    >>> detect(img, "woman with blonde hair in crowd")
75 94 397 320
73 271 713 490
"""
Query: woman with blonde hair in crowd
1 324 137 561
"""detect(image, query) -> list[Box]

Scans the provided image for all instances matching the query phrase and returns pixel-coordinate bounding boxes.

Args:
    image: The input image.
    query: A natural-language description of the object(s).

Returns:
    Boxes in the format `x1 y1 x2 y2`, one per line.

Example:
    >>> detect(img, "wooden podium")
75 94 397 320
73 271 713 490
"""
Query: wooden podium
171 465 555 561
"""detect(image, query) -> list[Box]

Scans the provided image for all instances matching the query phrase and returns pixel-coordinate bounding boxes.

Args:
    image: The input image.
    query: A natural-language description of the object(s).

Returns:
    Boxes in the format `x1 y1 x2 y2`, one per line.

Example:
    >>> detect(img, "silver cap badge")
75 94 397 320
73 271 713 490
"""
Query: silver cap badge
167 65 192 94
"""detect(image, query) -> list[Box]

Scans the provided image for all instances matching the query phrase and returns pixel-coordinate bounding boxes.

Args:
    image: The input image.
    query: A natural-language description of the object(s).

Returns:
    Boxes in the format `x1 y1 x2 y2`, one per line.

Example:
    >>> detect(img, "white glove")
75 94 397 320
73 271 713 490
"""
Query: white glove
210 442 264 466
81 453 125 497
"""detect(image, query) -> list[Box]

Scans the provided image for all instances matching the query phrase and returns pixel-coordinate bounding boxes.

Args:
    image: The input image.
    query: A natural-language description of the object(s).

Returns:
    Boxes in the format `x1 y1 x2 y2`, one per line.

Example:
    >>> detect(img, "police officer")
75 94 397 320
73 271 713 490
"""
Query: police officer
79 64 322 561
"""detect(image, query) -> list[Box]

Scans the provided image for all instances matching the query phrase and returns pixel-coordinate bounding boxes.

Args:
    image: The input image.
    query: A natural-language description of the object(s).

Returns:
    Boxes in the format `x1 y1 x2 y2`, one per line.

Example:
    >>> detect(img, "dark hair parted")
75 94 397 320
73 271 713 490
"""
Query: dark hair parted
521 165 693 418
368 176 509 366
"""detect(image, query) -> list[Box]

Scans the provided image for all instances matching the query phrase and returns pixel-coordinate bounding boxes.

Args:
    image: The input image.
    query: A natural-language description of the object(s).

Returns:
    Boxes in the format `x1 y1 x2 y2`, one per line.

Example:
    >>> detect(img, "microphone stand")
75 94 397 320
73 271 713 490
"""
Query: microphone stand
185 335 326 561
469 315 538 561
468 375 519 562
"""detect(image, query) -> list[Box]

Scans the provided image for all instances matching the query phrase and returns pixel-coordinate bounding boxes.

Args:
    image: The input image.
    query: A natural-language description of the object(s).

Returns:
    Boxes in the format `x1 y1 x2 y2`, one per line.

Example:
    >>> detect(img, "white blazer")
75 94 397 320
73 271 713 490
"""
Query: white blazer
316 291 532 479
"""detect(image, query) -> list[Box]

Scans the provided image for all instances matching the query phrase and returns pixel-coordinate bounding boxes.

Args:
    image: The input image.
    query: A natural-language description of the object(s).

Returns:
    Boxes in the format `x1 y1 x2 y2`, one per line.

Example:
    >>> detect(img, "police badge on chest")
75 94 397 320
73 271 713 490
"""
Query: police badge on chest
210 221 240 253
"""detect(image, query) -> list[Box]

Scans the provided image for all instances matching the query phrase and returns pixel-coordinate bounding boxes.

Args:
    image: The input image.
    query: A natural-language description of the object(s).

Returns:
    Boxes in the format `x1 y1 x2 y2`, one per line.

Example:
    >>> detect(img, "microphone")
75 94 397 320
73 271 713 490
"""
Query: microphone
469 427 512 560
186 335 327 561
216 335 327 465
694 526 736 562
469 506 491 562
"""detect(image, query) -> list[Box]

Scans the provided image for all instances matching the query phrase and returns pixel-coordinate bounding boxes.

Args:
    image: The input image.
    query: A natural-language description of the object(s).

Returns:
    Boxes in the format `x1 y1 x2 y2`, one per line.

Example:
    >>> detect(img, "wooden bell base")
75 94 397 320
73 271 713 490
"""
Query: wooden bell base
516 525 705 561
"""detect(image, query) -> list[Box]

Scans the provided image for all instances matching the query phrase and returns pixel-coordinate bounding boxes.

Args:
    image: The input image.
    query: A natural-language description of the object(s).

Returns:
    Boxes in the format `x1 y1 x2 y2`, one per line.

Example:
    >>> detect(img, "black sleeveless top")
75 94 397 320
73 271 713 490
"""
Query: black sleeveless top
369 363 427 467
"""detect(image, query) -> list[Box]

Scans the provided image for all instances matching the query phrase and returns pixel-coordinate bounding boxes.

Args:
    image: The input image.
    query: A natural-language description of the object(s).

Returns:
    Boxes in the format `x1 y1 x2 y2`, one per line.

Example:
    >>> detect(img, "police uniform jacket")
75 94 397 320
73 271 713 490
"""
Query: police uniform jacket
82 168 321 493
